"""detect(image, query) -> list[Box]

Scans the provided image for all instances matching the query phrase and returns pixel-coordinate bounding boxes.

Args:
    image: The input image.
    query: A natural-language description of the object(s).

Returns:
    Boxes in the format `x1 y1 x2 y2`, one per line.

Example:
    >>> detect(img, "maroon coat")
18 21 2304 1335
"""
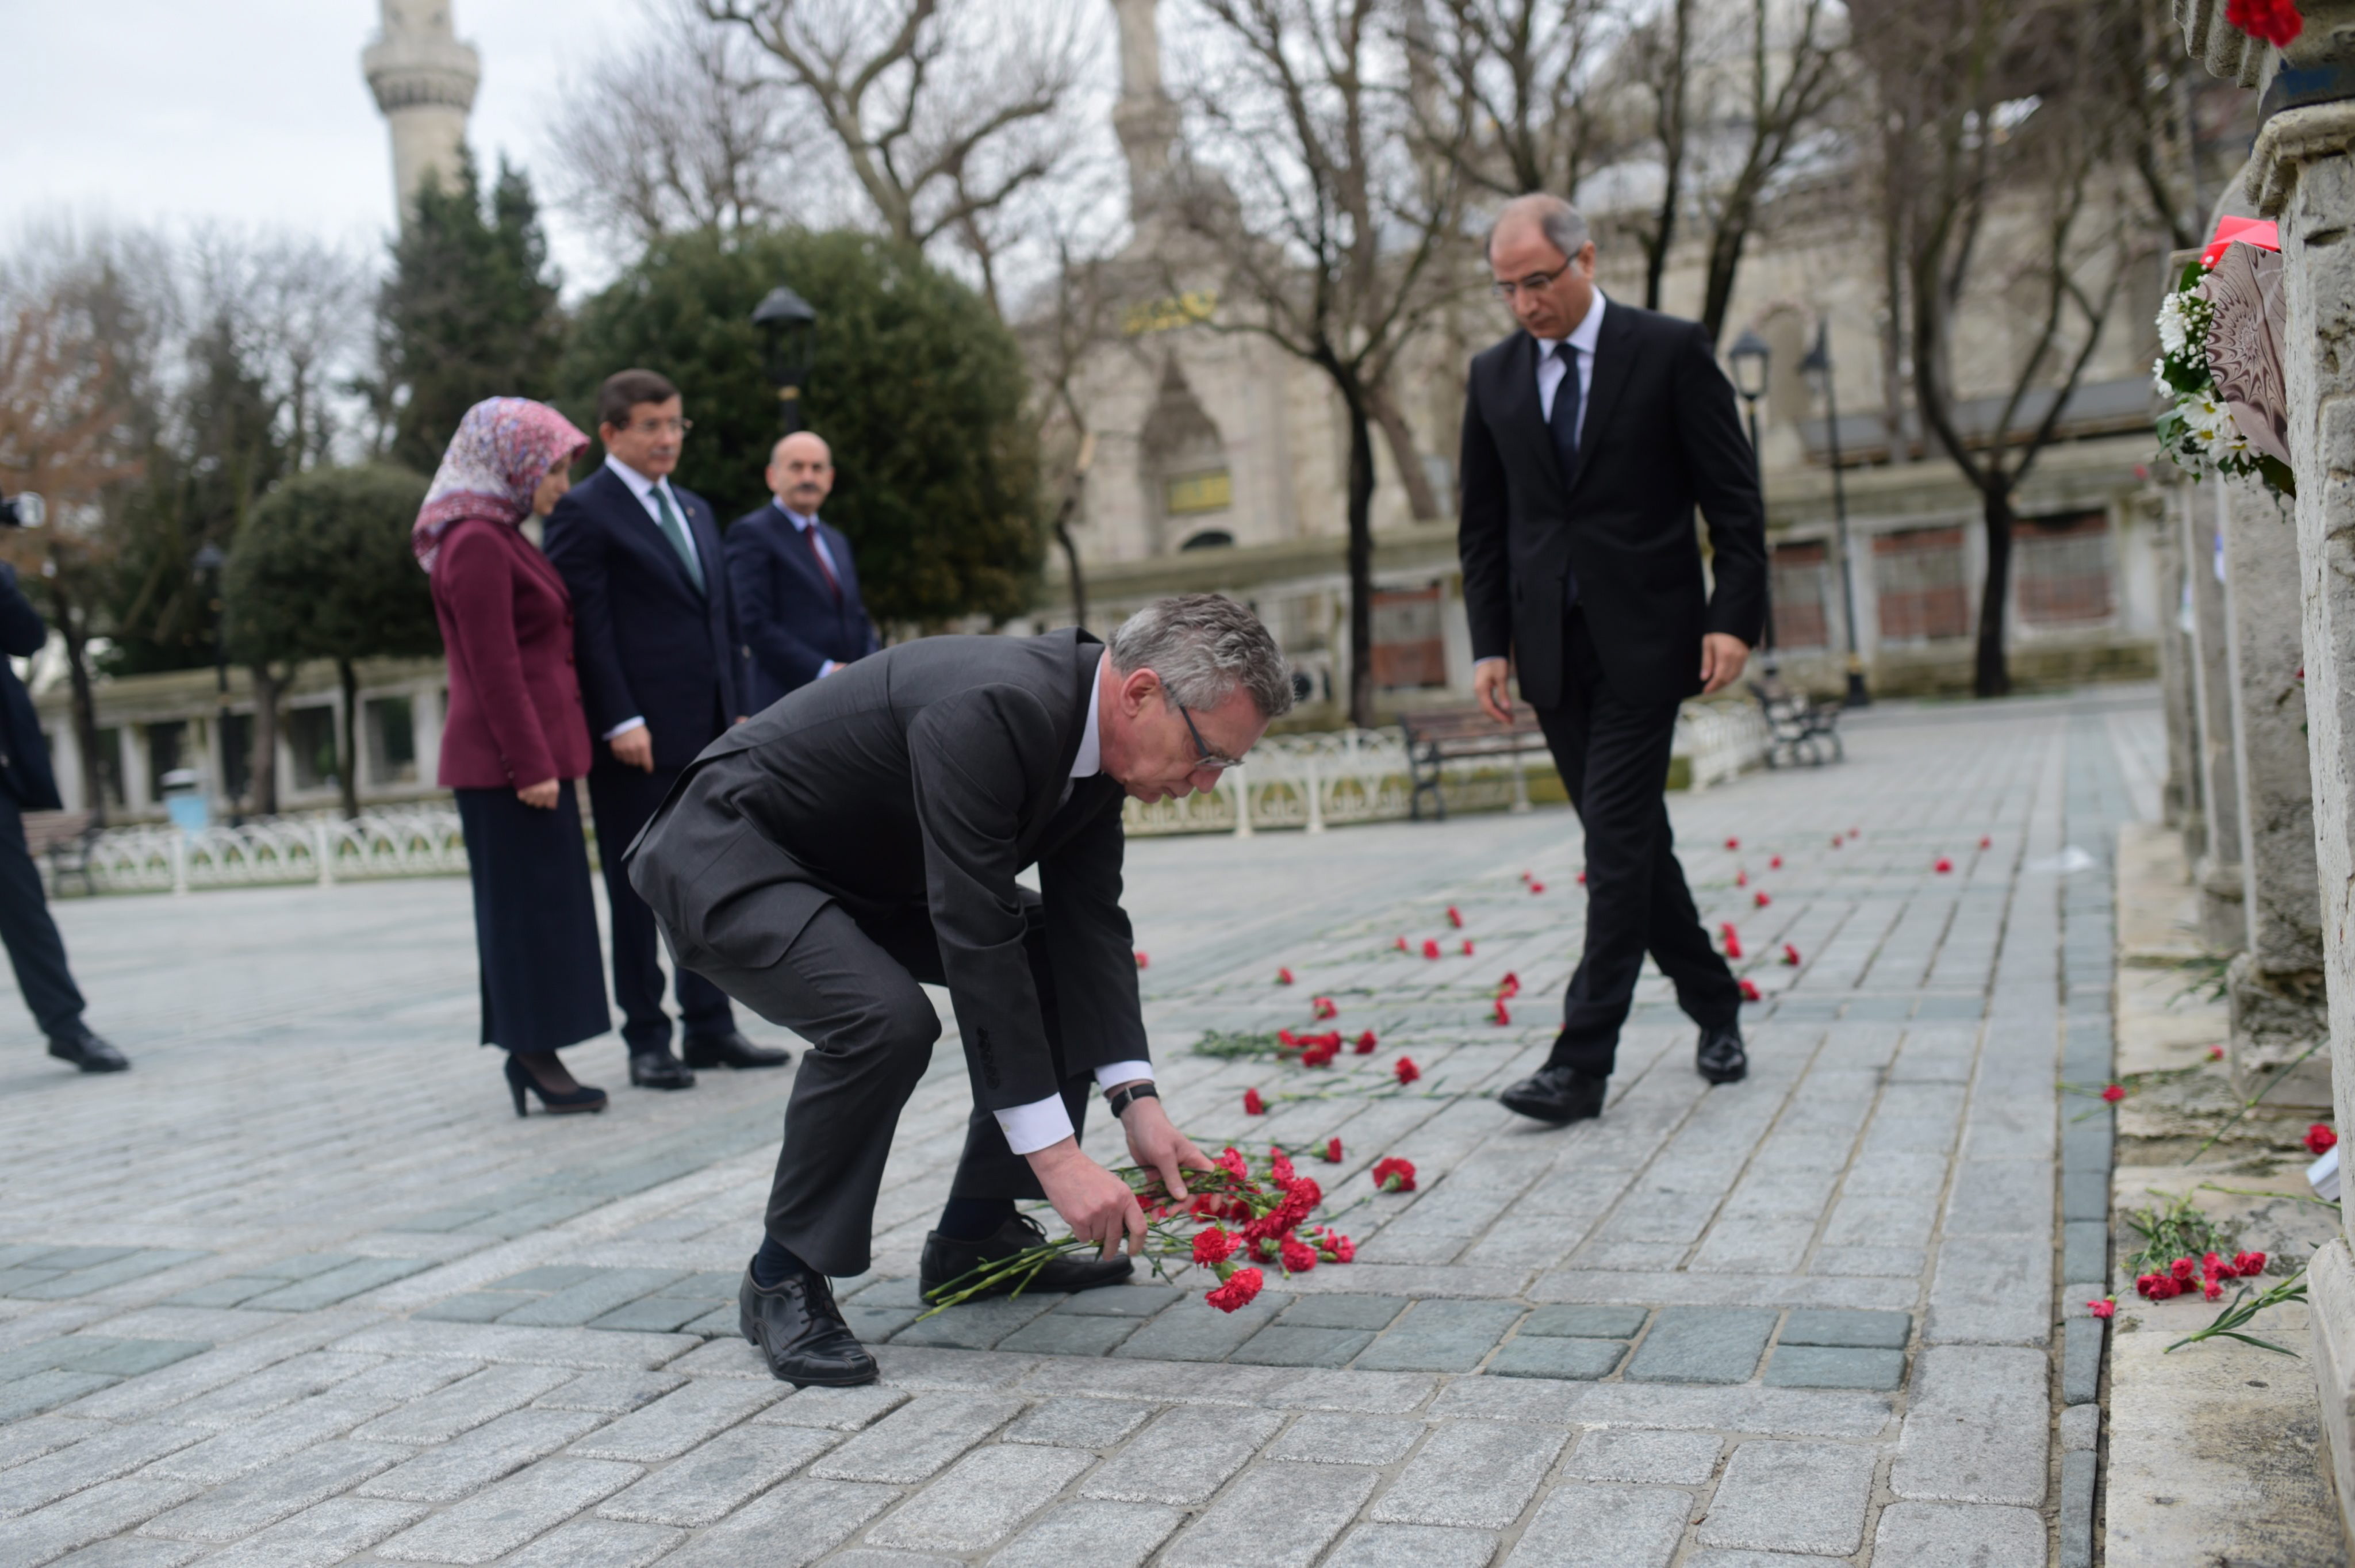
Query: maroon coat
432 517 593 789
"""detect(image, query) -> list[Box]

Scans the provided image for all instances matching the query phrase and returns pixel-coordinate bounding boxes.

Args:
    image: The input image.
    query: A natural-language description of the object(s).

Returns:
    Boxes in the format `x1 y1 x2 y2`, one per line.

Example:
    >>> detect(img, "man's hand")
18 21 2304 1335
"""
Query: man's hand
1473 657 1514 725
1699 633 1750 696
610 727 654 772
516 779 561 809
1113 1086 1212 1204
1027 1138 1146 1262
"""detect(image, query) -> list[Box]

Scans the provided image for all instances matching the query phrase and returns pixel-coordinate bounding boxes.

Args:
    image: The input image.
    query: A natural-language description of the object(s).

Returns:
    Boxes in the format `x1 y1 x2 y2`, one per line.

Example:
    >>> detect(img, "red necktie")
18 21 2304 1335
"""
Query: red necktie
801 521 841 601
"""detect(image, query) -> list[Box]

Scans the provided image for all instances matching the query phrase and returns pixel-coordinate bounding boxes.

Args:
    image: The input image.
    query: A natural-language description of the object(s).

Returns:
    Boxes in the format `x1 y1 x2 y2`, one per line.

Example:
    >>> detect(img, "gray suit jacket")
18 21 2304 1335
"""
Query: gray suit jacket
626 628 1143 1111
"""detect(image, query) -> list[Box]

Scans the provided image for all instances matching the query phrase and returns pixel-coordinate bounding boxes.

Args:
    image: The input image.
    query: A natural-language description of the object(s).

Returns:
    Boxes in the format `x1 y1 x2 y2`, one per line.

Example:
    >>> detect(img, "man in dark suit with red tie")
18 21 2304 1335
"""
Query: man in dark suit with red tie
1458 194 1767 1127
544 369 788 1089
726 431 880 712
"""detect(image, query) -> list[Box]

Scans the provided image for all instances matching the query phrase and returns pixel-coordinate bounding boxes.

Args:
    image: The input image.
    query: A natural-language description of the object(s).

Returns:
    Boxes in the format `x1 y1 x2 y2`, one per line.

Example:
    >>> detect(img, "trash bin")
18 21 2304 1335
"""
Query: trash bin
160 768 209 835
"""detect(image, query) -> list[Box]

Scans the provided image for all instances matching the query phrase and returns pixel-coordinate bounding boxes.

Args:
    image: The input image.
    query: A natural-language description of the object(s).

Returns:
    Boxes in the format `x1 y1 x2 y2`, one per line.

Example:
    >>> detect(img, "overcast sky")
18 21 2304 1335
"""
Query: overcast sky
5 0 650 290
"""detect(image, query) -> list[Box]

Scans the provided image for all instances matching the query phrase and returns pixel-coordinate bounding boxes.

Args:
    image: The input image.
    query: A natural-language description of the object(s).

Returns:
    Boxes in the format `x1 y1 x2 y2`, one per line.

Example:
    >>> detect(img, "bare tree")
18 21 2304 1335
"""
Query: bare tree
545 1 819 254
1622 0 1694 311
700 0 1090 315
1407 0 1618 200
1857 0 2147 696
1019 197 1129 629
1168 0 1472 725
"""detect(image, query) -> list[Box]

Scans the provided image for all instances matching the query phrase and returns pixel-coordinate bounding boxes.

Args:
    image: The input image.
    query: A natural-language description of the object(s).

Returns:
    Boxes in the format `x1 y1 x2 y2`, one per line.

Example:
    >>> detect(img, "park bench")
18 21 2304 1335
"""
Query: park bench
1748 672 1844 768
1400 703 1548 822
24 810 101 897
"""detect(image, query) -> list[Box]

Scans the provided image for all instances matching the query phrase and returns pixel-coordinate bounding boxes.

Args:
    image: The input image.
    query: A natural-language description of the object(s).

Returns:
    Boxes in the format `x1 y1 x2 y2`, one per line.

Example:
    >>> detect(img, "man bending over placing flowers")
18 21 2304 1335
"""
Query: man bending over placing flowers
627 595 1291 1385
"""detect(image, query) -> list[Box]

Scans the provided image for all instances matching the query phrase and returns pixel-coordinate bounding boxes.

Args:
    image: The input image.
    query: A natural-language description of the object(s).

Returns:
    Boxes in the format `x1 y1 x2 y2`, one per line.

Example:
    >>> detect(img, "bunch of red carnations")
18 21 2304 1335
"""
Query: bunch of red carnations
2137 1250 2267 1302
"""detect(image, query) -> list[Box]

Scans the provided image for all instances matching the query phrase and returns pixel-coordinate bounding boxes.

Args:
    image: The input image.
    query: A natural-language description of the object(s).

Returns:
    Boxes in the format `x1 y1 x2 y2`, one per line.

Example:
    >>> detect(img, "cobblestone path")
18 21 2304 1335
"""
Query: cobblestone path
0 689 2161 1567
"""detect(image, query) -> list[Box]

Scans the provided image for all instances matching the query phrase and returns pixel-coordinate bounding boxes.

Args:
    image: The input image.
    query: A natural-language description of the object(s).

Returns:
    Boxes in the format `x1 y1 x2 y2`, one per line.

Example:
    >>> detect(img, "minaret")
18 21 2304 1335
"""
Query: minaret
362 1 480 221
1110 0 1180 218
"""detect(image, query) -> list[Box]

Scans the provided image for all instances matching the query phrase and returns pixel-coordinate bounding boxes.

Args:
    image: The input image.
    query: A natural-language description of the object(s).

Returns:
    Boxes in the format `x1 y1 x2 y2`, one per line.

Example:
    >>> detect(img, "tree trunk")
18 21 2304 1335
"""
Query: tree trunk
1974 485 2015 699
1052 506 1088 629
1340 375 1380 728
335 657 362 821
49 574 105 826
248 662 281 816
1369 384 1442 521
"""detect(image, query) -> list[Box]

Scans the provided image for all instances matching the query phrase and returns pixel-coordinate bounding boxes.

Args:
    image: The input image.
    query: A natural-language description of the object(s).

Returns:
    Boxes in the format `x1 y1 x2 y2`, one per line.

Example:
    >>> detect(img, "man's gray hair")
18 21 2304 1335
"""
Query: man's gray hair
1109 594 1295 720
1486 193 1590 264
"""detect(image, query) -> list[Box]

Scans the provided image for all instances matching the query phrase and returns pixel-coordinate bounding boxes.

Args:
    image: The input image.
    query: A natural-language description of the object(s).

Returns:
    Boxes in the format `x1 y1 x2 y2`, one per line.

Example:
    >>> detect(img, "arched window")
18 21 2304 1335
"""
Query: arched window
1180 530 1234 551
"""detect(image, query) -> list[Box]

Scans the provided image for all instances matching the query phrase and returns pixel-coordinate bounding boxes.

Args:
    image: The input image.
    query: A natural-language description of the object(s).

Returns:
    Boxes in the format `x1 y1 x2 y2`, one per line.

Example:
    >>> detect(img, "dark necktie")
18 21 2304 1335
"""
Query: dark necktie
1549 340 1583 609
650 485 704 595
799 519 841 601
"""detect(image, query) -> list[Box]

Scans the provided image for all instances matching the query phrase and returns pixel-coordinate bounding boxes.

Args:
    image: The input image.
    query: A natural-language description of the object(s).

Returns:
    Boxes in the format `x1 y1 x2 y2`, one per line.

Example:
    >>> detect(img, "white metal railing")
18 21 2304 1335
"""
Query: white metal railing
59 806 468 897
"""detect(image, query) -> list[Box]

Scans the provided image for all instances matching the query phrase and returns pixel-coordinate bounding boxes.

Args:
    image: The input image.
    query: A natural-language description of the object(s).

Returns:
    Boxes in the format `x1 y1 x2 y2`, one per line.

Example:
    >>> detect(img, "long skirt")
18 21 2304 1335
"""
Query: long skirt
454 784 612 1053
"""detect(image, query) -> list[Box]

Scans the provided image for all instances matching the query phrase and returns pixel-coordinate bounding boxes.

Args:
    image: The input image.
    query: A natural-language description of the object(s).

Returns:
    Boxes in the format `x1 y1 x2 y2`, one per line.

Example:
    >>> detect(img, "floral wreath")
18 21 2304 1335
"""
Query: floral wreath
2153 218 2295 500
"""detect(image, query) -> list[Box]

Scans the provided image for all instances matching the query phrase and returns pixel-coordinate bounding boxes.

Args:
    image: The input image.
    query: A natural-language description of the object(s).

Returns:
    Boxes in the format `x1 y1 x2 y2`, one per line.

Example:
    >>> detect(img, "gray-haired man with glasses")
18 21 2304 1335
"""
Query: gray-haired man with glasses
626 595 1291 1385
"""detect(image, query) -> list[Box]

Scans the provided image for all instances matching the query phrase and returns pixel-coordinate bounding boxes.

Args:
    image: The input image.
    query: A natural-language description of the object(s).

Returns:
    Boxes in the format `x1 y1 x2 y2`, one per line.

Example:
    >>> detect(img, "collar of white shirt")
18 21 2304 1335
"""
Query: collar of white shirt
1537 286 1608 362
776 502 821 534
1071 651 1105 779
604 454 678 512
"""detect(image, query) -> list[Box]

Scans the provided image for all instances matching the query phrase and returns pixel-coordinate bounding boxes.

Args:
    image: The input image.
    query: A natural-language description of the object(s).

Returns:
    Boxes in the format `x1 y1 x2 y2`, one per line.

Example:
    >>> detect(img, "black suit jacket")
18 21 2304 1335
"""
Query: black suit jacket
543 465 750 768
1458 301 1767 708
627 629 1140 1113
724 501 881 713
0 566 59 811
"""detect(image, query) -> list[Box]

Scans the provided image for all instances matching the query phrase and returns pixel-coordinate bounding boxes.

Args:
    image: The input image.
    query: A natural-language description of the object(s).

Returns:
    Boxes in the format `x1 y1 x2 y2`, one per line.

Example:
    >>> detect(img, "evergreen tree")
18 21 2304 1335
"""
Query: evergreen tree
562 227 1042 629
381 155 565 473
224 464 440 819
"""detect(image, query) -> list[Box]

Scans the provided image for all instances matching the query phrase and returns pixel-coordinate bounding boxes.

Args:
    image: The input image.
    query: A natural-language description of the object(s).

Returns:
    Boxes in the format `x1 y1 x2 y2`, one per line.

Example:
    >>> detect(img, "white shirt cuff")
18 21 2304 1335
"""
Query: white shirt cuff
603 718 647 741
991 1063 1156 1156
818 660 839 678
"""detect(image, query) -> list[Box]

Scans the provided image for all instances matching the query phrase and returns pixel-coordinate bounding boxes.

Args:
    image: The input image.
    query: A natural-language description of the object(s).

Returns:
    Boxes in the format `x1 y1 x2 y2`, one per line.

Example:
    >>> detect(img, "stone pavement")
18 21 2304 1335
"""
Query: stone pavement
0 688 2161 1567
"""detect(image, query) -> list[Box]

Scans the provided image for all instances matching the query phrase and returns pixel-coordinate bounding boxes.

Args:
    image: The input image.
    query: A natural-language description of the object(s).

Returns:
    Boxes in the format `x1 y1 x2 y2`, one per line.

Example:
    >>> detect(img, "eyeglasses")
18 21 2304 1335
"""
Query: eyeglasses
1490 262 1571 301
626 417 692 436
1175 702 1244 773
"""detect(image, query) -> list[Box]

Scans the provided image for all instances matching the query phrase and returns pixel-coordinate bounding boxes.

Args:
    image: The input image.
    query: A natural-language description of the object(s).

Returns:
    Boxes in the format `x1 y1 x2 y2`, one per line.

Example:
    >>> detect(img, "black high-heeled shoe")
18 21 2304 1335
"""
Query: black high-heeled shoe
504 1053 608 1117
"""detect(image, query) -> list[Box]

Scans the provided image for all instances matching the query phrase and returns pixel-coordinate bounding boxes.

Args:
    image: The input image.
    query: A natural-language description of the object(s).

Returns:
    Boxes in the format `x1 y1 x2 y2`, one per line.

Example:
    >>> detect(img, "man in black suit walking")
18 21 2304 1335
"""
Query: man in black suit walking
0 549 122 1072
628 595 1292 1385
544 369 787 1090
726 431 880 712
1458 194 1767 1127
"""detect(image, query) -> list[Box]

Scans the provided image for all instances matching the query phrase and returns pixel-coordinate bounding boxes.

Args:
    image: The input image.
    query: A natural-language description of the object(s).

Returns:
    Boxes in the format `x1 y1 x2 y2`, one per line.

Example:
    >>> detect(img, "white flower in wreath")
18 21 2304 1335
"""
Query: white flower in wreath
2157 292 2195 358
2152 357 2171 396
2186 393 2246 453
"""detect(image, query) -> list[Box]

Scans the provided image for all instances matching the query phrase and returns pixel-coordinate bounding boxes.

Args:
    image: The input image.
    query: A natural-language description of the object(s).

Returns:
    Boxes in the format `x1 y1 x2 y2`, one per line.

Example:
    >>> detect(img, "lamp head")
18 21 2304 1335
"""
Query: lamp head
752 284 818 390
1727 328 1771 402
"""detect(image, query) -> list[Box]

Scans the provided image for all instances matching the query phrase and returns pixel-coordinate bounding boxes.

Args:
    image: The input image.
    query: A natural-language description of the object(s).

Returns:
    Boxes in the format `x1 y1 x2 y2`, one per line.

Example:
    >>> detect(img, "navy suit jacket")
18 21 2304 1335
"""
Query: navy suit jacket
0 565 60 811
543 465 750 770
724 501 880 714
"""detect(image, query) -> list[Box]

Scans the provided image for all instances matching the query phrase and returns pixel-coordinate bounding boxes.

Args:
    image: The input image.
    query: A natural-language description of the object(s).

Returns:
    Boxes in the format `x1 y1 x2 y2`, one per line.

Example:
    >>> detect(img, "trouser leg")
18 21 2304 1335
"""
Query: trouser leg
589 765 735 1052
0 792 85 1038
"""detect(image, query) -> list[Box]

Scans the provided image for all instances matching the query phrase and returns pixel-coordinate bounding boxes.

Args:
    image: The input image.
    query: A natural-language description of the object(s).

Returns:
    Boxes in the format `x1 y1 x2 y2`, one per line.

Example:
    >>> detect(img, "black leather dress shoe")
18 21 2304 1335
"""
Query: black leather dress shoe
738 1267 876 1386
628 1050 697 1090
1498 1064 1608 1125
48 1028 128 1073
919 1212 1133 1302
682 1030 791 1070
1696 1024 1748 1085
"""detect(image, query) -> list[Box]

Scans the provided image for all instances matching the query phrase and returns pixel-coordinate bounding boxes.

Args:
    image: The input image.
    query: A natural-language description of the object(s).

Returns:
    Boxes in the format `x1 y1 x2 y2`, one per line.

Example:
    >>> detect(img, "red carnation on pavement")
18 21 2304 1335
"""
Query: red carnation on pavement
1725 837 1739 849
2227 0 2304 48
1769 854 1783 869
1754 891 1771 908
1739 978 1762 1002
2308 1124 2338 1155
1301 1038 1338 1068
1782 944 1801 966
1520 869 1533 882
1722 933 1744 960
1850 826 1859 837
1421 938 1441 960
1498 971 1521 998
1447 906 1463 928
1135 950 1149 968
1206 1267 1264 1312
2100 1084 2124 1103
1243 1088 1265 1115
1831 836 1842 848
1311 995 1338 1020
1280 1237 1318 1272
1531 880 1548 893
2235 1251 2268 1276
1979 835 1992 849
1372 1156 1418 1192
1318 1231 1356 1263
2171 1256 2197 1282
1493 998 1512 1026
1394 1057 1421 1086
2204 1276 2225 1301
1269 1147 1296 1184
1736 869 1748 887
1394 936 1409 952
1321 1137 1343 1163
1462 939 1476 956
2208 1045 2224 1061
1934 857 1953 873
1277 966 1294 985
1216 1146 1248 1179
1353 1030 1378 1054
1193 1226 1236 1266
2087 1298 2116 1319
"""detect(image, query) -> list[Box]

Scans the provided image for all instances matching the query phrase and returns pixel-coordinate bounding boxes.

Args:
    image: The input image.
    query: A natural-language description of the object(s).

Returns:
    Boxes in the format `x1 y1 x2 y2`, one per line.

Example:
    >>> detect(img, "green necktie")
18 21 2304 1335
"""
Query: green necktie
650 485 704 594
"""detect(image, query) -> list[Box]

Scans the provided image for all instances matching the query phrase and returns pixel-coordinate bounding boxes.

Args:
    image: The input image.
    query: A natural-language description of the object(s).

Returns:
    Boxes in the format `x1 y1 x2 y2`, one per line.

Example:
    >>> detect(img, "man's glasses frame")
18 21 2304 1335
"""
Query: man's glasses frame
1175 701 1243 773
624 417 693 436
1489 262 1571 301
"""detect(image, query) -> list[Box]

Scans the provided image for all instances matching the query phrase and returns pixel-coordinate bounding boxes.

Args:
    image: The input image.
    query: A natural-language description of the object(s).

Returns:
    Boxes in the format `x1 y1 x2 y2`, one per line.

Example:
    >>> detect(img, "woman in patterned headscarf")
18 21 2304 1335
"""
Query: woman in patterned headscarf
422 398 612 1115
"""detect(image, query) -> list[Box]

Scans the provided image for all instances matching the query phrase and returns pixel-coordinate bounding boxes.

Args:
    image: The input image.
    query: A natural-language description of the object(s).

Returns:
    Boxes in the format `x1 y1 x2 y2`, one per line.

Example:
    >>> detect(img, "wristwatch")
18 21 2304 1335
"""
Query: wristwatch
1106 1082 1160 1117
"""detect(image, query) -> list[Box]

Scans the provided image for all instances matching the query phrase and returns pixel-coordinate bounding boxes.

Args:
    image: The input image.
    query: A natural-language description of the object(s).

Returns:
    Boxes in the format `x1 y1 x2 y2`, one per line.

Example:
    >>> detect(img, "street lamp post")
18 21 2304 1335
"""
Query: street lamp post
751 284 818 435
1727 329 1774 673
1799 320 1870 707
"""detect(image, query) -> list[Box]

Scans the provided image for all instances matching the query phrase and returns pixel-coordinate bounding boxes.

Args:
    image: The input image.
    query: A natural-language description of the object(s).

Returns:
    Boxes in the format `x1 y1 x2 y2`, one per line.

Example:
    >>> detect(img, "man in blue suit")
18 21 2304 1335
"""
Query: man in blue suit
0 546 122 1071
544 370 789 1088
726 431 880 712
